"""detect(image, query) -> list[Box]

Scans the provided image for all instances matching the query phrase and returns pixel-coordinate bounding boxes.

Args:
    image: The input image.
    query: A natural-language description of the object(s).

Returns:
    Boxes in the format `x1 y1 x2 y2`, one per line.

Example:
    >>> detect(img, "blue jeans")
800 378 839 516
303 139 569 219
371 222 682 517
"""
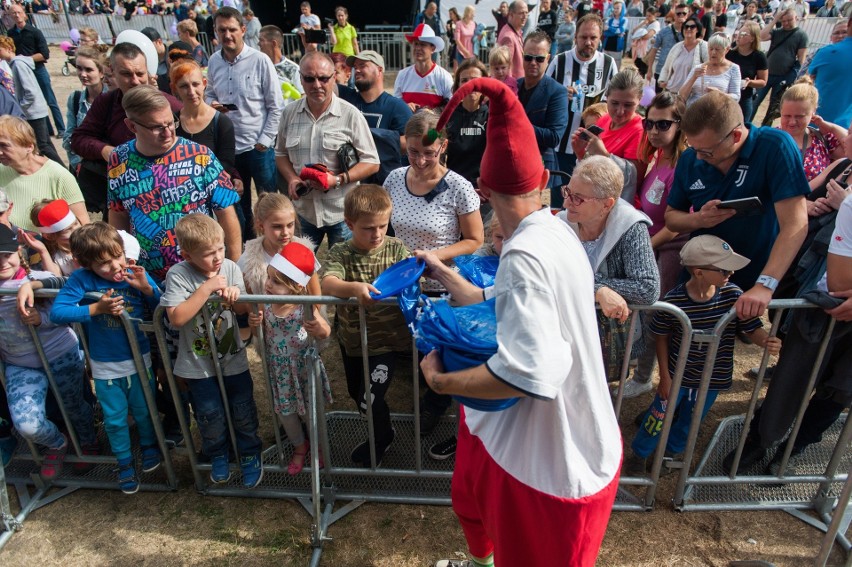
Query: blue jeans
631 388 719 458
95 370 158 462
33 64 65 135
6 347 95 449
298 215 352 251
739 92 757 126
185 370 262 459
235 148 277 241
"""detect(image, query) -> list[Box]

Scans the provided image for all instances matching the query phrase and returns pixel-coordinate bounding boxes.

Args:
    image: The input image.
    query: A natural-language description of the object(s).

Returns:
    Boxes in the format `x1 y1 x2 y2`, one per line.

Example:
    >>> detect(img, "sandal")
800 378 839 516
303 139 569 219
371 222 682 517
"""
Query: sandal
288 441 310 476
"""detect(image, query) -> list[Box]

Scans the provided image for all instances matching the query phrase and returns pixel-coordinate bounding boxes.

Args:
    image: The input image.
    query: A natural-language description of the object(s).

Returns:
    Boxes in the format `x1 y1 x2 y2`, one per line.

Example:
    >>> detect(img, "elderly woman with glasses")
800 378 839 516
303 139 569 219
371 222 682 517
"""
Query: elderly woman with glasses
727 22 767 122
557 155 659 382
679 33 741 106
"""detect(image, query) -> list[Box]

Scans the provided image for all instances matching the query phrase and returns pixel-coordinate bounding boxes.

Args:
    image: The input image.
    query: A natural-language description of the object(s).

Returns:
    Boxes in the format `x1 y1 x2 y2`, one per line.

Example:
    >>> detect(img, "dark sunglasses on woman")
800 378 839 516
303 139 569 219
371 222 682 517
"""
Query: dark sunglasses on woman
642 118 680 132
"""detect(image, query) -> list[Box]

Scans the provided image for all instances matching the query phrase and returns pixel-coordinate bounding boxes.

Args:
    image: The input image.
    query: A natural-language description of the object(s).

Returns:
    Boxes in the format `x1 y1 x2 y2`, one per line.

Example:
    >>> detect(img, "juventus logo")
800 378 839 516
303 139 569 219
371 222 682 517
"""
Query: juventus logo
595 69 603 81
734 165 749 187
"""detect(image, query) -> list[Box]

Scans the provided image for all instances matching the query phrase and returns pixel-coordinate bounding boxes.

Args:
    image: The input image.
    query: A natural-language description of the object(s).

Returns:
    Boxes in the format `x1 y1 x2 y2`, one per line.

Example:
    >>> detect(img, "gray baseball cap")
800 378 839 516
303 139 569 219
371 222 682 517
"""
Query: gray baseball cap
346 50 385 69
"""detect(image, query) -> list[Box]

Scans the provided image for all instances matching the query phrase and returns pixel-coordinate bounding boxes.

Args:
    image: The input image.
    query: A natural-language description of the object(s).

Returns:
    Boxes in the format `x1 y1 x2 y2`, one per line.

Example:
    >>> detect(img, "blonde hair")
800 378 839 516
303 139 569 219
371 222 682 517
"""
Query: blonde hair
781 75 818 114
0 116 36 150
489 45 511 67
69 222 124 269
739 22 762 52
581 102 608 125
177 19 199 36
74 46 107 73
344 184 392 222
121 84 172 121
0 35 14 52
607 68 645 99
267 266 308 295
253 192 298 233
573 155 624 200
78 27 100 43
175 213 224 253
463 5 475 19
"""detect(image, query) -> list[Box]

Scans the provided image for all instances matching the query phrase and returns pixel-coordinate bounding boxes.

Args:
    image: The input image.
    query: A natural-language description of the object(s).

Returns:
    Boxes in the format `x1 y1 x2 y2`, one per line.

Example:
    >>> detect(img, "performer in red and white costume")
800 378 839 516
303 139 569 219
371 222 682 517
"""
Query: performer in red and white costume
418 78 622 567
393 23 453 111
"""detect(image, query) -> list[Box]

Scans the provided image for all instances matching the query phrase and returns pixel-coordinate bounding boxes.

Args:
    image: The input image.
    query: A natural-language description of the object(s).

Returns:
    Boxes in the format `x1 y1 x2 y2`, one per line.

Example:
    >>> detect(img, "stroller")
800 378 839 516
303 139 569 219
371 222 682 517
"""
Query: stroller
61 41 78 76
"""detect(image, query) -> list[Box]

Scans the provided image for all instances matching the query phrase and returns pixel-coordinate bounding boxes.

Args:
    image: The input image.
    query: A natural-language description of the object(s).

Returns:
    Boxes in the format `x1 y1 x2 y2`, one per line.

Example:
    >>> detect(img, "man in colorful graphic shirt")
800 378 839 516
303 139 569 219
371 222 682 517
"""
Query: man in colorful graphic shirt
107 85 241 284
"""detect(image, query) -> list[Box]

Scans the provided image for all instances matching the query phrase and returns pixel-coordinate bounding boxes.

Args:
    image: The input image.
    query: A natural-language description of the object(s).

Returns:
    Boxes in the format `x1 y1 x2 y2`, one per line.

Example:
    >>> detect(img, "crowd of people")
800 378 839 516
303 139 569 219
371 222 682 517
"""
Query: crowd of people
0 1 851 565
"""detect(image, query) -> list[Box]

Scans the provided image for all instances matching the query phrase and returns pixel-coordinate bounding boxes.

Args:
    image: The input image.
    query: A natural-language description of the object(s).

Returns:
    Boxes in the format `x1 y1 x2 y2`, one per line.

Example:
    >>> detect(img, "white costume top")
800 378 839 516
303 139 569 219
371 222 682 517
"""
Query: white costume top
475 208 622 499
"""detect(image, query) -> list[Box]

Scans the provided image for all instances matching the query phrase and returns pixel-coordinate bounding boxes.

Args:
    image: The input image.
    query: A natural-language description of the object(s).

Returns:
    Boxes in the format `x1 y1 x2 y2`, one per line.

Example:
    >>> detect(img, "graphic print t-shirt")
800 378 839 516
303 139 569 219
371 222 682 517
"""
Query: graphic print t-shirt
107 138 239 284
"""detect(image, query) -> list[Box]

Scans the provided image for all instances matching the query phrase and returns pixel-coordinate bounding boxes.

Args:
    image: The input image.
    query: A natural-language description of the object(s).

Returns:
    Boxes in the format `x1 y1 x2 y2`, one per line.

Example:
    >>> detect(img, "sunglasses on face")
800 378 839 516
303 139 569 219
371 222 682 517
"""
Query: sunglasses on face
523 54 547 63
684 24 698 29
642 118 680 132
303 75 333 84
675 11 688 15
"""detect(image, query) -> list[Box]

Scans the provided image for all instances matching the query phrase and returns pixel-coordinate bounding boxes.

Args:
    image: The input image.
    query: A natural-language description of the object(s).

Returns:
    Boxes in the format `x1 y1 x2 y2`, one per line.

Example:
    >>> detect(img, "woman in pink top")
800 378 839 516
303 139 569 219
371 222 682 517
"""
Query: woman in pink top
570 68 646 165
454 5 477 70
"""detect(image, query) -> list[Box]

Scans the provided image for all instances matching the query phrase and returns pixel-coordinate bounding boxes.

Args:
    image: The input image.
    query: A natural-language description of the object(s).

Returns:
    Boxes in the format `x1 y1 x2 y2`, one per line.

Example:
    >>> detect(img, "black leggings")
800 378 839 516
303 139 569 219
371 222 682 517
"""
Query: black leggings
340 348 399 444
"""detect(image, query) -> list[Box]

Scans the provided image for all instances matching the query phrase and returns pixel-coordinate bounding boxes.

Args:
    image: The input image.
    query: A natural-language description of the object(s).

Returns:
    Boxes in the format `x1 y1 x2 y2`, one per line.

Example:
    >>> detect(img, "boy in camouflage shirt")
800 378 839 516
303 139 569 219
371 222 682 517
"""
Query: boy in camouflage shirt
321 185 412 467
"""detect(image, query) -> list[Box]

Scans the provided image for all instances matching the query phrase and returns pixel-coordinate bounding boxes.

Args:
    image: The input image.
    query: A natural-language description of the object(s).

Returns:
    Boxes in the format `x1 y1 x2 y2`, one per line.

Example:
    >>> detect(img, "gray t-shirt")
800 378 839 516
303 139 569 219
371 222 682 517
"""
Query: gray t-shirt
767 27 808 76
160 259 249 379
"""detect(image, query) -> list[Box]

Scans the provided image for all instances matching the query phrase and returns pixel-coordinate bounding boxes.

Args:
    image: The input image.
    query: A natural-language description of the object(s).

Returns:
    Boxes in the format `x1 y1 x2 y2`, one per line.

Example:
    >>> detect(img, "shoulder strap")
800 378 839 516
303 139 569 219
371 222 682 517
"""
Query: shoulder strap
73 89 82 113
557 52 567 84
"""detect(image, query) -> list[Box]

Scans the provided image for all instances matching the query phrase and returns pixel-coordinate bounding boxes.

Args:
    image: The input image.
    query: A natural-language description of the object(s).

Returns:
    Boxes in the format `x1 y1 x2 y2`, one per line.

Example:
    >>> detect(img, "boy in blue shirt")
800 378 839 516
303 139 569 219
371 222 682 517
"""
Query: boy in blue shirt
50 222 162 494
625 235 782 475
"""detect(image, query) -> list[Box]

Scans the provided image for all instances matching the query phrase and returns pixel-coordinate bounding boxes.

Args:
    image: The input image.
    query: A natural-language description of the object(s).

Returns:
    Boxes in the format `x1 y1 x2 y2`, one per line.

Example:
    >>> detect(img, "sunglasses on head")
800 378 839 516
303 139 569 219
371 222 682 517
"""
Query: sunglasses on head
642 118 680 132
523 54 547 63
303 75 333 84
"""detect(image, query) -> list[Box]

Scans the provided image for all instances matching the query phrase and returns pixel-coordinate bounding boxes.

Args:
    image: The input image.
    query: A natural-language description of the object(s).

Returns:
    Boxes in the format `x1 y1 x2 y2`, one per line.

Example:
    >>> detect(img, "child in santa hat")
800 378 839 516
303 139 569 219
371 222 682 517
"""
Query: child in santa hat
248 240 332 475
30 199 82 276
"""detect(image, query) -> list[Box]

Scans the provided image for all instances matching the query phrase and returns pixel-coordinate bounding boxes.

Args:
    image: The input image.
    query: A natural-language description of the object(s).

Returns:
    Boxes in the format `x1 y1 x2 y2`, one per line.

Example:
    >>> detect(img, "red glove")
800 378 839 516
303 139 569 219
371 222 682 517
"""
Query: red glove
299 163 332 189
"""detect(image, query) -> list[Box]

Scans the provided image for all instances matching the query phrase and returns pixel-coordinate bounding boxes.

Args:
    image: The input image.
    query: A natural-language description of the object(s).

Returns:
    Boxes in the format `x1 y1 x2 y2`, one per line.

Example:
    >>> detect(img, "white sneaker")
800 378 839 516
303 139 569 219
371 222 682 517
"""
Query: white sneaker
619 377 654 399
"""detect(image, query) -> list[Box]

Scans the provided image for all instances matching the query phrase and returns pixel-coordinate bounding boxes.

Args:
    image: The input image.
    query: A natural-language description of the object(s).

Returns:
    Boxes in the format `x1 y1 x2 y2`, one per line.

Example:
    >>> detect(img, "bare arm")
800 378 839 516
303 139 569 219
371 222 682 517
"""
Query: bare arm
414 250 486 305
796 47 807 67
664 201 737 233
214 206 241 262
420 350 527 399
320 275 378 305
165 276 225 328
428 211 484 262
69 202 90 226
655 333 672 400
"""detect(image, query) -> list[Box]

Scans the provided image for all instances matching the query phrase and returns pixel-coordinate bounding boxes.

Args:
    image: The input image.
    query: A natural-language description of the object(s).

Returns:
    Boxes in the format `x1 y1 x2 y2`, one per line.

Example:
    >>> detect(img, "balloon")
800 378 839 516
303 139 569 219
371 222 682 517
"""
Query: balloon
640 84 656 107
60 41 72 53
115 30 159 77
69 28 80 43
170 22 178 37
281 82 301 100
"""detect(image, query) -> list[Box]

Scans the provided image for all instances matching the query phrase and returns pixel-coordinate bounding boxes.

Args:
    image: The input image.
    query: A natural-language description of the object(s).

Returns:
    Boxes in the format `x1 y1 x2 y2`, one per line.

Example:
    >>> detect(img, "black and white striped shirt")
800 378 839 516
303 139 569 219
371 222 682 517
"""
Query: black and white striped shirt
545 49 618 155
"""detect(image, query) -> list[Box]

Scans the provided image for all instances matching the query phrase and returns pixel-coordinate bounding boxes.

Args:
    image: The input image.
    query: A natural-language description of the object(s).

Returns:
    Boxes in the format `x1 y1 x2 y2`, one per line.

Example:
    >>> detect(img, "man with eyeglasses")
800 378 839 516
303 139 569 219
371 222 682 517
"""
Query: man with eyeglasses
206 6 284 240
72 42 183 214
393 23 453 111
644 3 689 88
665 91 808 320
518 31 568 191
751 8 807 122
276 51 379 250
106 84 241 284
497 0 530 79
546 13 617 206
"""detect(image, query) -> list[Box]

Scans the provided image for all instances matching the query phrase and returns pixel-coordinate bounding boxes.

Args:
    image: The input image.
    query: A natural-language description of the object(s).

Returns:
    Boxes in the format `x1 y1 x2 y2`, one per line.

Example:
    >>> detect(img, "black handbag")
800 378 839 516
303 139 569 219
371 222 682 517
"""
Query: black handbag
337 142 359 173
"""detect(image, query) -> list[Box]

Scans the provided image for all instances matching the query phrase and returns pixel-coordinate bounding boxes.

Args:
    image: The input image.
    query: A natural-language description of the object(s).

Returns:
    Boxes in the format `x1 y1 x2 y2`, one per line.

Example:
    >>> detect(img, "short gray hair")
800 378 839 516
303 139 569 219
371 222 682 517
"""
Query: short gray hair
707 33 731 50
572 156 624 200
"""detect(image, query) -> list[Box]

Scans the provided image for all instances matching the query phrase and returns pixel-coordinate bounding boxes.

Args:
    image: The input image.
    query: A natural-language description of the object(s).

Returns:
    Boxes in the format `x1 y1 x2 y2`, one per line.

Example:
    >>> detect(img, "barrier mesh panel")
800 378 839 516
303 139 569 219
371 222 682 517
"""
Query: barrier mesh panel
682 414 850 509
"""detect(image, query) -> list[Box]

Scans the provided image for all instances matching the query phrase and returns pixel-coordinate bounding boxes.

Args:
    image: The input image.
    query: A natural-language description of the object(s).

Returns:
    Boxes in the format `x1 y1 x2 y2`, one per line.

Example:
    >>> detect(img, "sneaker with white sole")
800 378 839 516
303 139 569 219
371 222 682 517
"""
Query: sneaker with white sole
117 459 139 494
428 436 457 461
141 446 162 473
210 454 231 484
619 377 654 399
434 560 478 567
240 453 263 488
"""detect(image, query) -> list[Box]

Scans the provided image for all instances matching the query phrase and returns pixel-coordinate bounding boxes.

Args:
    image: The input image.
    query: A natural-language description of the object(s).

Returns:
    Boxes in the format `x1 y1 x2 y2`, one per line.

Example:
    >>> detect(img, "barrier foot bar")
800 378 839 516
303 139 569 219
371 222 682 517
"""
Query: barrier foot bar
0 480 78 551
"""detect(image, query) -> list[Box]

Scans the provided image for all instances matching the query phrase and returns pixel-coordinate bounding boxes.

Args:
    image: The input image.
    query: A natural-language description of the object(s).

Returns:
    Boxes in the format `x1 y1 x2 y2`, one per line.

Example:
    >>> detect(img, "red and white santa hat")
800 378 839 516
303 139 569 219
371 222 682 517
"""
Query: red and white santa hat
37 200 76 234
405 23 445 52
269 241 320 288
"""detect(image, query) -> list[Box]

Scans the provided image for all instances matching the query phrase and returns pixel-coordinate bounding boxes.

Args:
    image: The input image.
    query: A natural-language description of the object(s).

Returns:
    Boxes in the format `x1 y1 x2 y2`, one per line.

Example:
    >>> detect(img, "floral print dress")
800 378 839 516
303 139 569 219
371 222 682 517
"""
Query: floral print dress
263 304 332 416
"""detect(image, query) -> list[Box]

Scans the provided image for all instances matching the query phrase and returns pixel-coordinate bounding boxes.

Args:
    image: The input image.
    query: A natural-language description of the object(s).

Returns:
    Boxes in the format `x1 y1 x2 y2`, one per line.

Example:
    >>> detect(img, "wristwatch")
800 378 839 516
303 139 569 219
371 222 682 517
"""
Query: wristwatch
335 174 342 188
756 274 779 292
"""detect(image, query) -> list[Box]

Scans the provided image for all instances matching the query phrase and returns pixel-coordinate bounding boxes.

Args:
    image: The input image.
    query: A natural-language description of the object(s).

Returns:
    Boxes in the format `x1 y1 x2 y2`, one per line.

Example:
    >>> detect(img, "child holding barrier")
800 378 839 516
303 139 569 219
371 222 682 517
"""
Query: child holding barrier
250 241 332 475
49 222 162 494
0 224 97 481
159 214 263 488
625 235 781 475
321 185 412 467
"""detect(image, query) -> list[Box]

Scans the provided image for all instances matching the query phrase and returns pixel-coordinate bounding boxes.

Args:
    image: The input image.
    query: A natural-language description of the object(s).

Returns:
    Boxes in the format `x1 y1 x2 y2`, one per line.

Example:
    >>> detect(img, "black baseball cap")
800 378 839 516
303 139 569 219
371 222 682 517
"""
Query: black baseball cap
0 224 19 254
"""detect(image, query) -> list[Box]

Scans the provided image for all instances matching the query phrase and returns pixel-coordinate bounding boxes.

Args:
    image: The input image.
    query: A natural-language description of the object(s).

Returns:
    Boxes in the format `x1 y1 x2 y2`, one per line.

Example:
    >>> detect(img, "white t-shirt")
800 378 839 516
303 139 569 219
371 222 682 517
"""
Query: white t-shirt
472 208 622 499
393 63 454 110
818 194 852 291
384 167 480 292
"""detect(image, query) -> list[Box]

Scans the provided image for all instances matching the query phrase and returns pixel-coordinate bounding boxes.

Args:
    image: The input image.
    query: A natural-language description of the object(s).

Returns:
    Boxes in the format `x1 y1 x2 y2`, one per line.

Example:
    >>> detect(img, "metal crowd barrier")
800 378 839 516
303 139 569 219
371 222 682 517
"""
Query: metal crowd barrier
31 13 178 43
670 299 851 558
0 289 178 551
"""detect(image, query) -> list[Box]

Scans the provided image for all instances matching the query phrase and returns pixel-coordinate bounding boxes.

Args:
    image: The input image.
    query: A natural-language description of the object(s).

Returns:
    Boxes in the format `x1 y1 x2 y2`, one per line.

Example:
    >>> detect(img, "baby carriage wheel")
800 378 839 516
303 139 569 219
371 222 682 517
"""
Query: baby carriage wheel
62 62 71 76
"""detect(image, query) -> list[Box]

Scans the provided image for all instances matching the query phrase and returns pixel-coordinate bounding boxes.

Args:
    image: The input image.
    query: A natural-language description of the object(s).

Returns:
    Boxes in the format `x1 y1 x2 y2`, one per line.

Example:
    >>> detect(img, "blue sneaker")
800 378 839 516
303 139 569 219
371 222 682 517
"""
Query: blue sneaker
210 454 231 484
0 436 17 467
117 459 139 494
240 454 263 489
141 446 161 473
